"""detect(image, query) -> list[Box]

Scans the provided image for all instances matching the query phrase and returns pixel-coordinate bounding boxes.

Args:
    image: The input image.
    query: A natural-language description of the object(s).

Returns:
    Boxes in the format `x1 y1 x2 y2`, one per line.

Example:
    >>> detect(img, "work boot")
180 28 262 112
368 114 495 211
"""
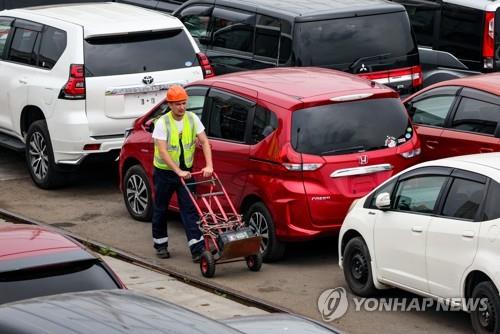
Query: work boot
156 247 170 259
191 251 202 263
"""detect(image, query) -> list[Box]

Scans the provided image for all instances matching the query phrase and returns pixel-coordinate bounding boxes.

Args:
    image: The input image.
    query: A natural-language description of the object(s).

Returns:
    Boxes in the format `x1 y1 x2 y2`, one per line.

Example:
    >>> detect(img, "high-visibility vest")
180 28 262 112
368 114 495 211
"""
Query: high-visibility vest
153 111 196 170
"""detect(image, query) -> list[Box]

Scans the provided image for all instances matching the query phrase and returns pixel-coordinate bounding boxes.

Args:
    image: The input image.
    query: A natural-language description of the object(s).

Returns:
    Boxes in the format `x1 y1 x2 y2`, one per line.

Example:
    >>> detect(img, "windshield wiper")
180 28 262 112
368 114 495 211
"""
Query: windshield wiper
348 53 393 71
320 146 367 156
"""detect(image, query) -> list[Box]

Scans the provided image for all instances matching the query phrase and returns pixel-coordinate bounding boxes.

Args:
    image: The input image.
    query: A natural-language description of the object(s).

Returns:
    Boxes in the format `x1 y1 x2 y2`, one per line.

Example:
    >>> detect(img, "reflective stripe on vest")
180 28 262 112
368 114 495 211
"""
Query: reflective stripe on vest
153 111 196 170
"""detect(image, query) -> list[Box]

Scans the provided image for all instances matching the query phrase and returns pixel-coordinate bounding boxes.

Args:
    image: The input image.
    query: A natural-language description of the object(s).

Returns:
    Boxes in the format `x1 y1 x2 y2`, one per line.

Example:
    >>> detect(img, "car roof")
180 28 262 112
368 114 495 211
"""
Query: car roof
0 290 242 334
0 224 94 272
6 2 183 38
195 67 396 108
444 0 500 11
406 72 500 100
184 0 404 22
417 152 500 182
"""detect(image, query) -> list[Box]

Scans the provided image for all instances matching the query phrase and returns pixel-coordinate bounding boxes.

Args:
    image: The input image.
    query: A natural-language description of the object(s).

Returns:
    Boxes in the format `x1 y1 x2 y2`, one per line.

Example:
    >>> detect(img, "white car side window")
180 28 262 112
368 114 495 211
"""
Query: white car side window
394 176 448 214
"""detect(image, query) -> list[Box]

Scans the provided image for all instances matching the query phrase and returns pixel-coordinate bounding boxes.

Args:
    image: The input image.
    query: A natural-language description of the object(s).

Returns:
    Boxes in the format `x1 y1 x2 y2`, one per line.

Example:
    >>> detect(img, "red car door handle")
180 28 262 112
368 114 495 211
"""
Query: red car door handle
425 140 439 149
480 148 494 153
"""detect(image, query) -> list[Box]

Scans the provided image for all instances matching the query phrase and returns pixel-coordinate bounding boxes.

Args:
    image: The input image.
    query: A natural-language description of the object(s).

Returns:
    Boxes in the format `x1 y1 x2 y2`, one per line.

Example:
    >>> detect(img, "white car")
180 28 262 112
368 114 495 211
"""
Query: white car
0 2 212 188
339 153 500 334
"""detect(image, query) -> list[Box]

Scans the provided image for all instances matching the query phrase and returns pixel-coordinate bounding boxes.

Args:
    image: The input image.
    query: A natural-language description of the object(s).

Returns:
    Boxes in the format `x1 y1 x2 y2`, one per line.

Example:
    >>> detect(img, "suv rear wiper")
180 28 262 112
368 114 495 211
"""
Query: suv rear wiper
320 146 367 155
348 53 392 71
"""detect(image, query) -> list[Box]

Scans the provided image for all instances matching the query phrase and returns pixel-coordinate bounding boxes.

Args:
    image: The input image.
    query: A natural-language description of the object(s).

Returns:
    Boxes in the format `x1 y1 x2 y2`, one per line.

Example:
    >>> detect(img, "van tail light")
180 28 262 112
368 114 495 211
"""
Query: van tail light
400 147 421 159
359 65 423 89
483 11 495 69
59 64 85 99
282 163 323 171
196 52 215 78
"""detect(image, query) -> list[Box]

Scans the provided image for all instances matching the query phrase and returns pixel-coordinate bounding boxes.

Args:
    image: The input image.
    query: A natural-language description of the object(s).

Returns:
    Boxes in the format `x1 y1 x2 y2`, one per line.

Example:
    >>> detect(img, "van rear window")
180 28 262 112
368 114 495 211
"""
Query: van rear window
294 11 417 70
84 29 198 77
291 98 412 155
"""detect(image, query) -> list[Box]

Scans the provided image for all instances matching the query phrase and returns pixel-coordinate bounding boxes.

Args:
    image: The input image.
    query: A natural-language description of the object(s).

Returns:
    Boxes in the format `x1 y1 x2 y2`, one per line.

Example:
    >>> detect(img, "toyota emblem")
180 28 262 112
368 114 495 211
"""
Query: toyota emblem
358 155 368 165
142 76 154 85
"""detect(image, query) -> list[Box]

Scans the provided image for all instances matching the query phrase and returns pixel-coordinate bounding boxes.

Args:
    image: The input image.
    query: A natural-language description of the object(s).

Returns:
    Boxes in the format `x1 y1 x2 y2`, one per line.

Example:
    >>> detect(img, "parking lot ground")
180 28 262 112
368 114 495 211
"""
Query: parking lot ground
0 147 473 333
102 255 268 319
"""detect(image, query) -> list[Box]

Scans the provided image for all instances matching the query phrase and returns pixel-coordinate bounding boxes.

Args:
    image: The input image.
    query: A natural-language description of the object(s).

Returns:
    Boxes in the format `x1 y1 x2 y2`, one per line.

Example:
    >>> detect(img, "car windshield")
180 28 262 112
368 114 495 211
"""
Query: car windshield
291 98 412 155
294 11 417 69
84 29 198 77
0 260 120 304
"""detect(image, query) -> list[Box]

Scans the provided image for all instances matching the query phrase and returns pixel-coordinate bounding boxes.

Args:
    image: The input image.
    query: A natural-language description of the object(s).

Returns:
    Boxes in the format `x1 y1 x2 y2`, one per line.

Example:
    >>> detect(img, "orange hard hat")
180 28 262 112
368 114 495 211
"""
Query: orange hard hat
166 85 188 102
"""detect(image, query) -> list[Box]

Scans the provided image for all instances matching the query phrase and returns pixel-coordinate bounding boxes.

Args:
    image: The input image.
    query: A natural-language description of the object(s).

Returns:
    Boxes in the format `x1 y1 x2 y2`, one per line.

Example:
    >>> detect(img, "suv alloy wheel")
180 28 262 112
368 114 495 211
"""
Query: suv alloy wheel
245 202 285 262
123 165 153 222
25 120 65 189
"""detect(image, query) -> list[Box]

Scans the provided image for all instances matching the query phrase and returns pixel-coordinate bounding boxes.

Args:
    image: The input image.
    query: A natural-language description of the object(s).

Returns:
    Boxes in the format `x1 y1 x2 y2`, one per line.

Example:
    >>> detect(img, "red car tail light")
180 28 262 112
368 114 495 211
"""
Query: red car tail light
196 52 215 78
400 147 421 159
483 11 495 69
59 64 85 99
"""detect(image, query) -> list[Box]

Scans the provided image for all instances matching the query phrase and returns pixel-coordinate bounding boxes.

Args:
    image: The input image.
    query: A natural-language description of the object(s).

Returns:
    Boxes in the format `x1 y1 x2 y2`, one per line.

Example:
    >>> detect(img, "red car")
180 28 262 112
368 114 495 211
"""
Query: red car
403 73 500 161
0 224 125 304
119 67 421 261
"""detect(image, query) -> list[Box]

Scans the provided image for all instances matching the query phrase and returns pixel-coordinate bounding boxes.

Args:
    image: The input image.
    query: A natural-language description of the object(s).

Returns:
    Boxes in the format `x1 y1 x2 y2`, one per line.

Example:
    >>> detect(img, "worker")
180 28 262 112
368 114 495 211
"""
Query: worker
151 85 213 262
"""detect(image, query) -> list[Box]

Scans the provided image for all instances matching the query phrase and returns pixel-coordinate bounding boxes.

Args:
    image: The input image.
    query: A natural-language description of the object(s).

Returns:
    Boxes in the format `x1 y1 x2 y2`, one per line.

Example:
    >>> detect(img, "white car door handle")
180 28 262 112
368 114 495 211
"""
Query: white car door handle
411 226 423 233
462 231 475 239
18 79 27 84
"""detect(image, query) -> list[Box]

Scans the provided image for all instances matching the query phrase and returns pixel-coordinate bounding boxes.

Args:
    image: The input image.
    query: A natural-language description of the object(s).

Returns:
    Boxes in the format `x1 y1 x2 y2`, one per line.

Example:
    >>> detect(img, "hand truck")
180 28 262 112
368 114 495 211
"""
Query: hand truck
181 171 263 278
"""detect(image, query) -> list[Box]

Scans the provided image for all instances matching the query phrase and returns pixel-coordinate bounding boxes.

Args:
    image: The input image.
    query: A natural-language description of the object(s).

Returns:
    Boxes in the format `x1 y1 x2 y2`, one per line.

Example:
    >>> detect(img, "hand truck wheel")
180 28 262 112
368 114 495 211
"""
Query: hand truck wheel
200 250 216 278
245 253 263 272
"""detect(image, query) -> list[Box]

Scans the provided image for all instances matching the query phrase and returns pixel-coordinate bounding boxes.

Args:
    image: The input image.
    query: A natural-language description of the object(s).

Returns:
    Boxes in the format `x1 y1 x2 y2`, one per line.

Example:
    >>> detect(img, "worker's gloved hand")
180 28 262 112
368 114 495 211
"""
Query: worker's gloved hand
177 170 191 179
201 166 213 178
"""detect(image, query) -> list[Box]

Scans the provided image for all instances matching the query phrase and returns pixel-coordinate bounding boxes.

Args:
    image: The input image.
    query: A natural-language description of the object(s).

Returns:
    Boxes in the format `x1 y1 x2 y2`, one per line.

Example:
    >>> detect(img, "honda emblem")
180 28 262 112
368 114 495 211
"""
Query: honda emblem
142 76 154 85
358 155 368 165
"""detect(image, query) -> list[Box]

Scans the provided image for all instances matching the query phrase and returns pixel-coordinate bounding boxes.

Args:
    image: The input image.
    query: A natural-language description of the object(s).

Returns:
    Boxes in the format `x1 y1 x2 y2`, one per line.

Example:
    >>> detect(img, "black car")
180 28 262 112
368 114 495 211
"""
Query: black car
391 0 500 85
174 0 423 96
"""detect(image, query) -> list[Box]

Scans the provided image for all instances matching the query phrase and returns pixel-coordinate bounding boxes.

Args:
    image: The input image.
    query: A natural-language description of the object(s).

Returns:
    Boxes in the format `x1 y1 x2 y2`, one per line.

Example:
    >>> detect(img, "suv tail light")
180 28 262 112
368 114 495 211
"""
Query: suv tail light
359 65 423 89
483 11 495 69
59 64 85 99
196 52 215 78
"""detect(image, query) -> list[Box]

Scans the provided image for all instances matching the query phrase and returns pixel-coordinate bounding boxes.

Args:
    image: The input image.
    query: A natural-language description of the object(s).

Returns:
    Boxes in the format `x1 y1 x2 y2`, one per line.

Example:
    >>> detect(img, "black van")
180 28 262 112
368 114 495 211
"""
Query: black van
391 0 500 86
174 0 422 96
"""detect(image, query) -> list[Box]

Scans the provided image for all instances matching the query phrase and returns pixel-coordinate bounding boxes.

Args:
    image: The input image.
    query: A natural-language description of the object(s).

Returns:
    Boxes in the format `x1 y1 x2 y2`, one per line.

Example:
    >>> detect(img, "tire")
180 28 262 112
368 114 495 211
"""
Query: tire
123 165 153 222
471 281 500 334
200 250 216 278
25 120 66 189
246 253 263 272
343 237 377 297
245 202 285 262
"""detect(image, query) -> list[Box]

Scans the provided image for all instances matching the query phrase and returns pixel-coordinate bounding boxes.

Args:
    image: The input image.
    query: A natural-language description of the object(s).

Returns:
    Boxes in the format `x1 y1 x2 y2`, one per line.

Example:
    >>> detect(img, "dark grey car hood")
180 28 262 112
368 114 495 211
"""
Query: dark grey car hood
0 289 242 334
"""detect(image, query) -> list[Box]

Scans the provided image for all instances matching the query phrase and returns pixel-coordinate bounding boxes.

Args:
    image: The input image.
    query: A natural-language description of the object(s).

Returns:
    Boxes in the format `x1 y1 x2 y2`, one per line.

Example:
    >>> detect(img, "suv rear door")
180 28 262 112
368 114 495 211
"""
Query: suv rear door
293 10 421 95
84 28 203 137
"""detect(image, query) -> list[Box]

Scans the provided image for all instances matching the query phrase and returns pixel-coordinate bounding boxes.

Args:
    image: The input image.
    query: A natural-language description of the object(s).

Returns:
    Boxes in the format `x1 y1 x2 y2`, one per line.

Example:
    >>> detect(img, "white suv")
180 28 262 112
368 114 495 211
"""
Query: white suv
339 153 500 333
0 2 212 188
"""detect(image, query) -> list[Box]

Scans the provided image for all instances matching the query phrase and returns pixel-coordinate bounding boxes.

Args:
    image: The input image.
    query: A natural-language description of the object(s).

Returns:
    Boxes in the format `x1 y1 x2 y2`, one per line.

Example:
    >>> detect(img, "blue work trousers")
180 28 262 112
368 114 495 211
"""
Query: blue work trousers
152 168 204 255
